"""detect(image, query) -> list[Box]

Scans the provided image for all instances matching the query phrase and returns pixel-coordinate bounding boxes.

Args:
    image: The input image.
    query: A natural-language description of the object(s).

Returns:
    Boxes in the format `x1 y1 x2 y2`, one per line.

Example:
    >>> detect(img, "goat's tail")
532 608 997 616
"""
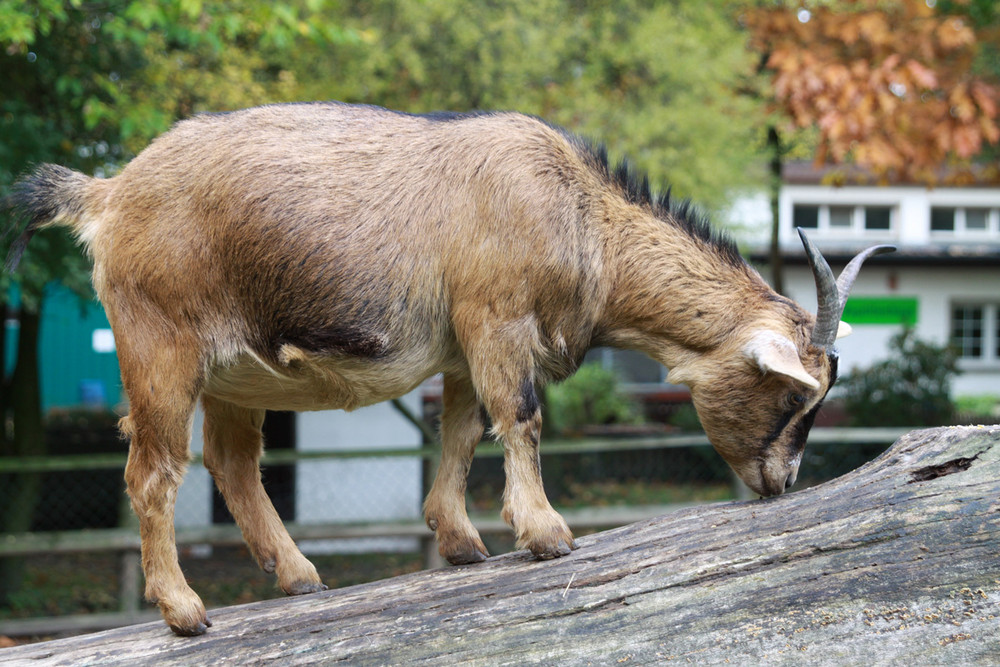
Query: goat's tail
4 164 101 272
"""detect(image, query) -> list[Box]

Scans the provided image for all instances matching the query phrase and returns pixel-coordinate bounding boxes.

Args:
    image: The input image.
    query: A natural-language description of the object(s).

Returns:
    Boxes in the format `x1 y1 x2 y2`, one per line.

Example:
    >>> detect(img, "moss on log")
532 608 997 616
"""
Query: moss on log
4 426 999 665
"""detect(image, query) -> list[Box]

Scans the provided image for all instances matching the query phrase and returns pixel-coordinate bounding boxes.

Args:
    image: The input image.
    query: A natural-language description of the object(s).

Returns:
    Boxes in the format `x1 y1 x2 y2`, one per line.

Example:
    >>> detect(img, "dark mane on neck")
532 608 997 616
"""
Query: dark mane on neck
569 134 745 269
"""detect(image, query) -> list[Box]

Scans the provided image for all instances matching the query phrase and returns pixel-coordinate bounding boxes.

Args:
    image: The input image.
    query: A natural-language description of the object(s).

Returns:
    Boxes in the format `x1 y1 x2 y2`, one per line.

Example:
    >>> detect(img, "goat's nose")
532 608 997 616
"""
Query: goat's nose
784 471 797 490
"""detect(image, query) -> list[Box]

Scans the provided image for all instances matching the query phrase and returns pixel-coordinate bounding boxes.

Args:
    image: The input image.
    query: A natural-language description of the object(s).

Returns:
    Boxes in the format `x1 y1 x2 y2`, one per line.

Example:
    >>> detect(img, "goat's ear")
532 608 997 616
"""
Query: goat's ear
743 330 820 389
836 320 853 340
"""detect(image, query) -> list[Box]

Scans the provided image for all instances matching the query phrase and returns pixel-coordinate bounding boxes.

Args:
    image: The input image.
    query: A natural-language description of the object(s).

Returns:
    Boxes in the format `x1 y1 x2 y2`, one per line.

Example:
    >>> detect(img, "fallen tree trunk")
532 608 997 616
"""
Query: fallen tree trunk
4 426 999 665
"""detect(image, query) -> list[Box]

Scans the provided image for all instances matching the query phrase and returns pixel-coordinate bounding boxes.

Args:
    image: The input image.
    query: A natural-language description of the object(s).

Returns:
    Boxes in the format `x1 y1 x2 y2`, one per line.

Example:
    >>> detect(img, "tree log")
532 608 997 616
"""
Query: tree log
4 426 1000 665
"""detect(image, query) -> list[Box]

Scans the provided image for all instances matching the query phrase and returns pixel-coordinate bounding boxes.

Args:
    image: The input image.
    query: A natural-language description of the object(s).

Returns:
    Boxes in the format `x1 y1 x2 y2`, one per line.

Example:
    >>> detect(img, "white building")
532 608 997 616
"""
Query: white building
767 162 1000 396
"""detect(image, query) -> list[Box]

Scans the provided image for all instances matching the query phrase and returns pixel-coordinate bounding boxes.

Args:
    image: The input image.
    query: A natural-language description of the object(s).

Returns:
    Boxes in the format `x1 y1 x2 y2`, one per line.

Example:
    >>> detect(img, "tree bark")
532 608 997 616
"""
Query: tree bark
767 124 785 296
4 426 1000 665
1 297 8 433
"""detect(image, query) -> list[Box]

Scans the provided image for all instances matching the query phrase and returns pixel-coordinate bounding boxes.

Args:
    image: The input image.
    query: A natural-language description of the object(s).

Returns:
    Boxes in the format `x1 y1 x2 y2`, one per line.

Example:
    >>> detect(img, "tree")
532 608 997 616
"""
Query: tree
291 0 765 211
3 426 998 662
1 0 128 604
745 0 999 184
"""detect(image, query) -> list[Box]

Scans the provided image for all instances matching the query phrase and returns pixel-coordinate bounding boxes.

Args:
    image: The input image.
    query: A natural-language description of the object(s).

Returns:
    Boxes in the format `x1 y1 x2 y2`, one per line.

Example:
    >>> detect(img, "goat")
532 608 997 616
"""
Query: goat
5 101 893 636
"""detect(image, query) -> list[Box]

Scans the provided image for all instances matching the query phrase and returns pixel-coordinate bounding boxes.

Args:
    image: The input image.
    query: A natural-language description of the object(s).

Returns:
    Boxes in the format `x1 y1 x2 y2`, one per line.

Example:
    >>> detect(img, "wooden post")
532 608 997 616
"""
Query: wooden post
118 551 141 616
730 466 755 501
420 441 444 571
117 487 142 616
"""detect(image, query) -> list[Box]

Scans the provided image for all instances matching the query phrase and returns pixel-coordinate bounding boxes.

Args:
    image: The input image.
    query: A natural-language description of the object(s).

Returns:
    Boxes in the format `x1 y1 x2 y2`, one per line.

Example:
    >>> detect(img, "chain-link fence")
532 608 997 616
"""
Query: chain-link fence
0 406 907 639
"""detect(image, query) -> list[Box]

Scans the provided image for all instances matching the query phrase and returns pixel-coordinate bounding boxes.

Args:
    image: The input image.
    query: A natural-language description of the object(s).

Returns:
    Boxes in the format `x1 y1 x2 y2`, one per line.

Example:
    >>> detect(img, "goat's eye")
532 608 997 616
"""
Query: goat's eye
788 393 806 407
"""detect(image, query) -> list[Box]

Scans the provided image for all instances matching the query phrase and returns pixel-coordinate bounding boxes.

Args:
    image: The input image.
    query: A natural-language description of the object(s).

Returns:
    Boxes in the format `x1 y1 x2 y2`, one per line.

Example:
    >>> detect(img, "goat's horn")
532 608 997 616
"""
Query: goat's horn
797 228 895 350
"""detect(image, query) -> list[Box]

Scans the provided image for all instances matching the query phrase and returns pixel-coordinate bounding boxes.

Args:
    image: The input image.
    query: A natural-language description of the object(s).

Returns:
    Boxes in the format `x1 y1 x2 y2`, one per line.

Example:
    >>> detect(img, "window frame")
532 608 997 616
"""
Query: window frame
951 302 1000 369
790 203 897 237
930 206 1000 239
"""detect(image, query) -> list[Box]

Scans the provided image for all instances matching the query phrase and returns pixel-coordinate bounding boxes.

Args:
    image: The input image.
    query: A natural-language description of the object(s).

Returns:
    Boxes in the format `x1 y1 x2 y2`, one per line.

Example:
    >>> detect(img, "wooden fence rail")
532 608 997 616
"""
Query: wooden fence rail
0 427 909 474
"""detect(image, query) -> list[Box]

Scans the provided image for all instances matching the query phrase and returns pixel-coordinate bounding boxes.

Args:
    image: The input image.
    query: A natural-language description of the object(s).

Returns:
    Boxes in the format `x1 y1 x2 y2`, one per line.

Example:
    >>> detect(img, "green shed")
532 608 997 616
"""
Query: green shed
5 284 122 412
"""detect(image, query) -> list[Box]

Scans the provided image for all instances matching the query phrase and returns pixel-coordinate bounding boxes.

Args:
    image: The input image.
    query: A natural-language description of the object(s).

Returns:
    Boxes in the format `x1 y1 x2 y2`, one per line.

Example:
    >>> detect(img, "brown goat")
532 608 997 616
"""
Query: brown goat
5 102 891 636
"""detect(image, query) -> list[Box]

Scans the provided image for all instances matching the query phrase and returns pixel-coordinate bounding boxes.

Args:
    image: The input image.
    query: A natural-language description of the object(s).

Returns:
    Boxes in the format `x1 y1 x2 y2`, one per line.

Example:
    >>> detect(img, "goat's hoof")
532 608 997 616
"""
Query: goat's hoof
445 547 490 565
158 589 211 637
436 528 490 565
530 537 577 561
511 509 577 560
285 581 328 596
169 617 212 637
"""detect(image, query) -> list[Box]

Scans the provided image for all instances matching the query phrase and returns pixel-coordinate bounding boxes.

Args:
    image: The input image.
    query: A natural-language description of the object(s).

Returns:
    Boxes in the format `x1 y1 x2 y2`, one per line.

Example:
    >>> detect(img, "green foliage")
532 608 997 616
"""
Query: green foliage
840 330 960 427
955 394 1000 421
556 479 732 509
668 403 704 433
312 0 765 211
2 0 766 272
545 363 643 435
2 0 767 305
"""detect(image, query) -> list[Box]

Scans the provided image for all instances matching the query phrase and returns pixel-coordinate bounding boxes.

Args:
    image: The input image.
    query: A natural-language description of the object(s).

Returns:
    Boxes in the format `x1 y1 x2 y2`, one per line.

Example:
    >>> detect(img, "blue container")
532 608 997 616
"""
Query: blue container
79 379 107 409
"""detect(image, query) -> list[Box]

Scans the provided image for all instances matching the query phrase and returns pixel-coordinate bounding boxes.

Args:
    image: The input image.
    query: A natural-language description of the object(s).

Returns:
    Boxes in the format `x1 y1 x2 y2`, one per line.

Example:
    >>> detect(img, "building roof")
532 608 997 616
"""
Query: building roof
750 242 1000 267
783 160 1000 188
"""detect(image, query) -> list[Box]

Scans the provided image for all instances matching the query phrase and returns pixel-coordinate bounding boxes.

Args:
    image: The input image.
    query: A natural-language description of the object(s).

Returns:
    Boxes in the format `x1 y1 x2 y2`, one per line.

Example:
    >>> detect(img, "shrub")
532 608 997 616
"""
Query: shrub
668 403 703 432
545 363 643 435
954 394 1000 423
839 329 959 427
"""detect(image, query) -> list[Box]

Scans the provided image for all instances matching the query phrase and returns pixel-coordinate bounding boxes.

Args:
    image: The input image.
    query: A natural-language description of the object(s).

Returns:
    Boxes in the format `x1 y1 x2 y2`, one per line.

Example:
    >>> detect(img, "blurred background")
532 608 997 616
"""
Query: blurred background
1 0 998 644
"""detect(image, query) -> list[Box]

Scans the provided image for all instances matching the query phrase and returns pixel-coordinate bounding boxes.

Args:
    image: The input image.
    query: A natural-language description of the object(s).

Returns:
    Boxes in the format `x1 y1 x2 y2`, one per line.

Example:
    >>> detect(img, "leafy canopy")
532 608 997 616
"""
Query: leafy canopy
287 0 766 210
744 0 1000 184
0 0 354 309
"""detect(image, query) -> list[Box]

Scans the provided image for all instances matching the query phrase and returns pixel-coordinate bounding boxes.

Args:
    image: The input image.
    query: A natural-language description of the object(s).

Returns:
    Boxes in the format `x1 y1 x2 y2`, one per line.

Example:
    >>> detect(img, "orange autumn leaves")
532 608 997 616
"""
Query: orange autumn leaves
745 1 999 183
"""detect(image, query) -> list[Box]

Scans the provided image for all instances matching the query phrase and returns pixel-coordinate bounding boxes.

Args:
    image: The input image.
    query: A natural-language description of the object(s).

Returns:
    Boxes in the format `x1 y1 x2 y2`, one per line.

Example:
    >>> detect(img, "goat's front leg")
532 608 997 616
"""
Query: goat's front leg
423 373 489 564
456 312 576 560
492 380 576 559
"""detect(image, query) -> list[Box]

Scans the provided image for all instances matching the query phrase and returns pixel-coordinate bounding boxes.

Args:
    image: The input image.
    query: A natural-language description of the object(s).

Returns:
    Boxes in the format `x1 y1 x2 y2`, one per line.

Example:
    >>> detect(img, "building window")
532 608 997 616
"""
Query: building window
931 206 999 237
997 309 1000 359
951 303 1000 365
931 207 955 231
829 206 853 229
951 305 983 358
864 206 892 230
790 203 896 236
793 205 819 229
966 208 989 231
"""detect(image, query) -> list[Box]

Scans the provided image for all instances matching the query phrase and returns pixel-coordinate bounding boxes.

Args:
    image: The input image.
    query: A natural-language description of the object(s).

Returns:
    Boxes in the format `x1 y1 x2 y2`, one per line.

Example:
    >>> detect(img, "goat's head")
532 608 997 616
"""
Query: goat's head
669 230 894 497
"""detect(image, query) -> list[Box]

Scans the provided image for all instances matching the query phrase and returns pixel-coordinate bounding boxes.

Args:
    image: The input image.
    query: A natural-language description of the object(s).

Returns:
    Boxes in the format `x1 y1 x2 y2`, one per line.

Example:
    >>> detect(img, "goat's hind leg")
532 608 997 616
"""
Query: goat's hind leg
119 343 209 636
423 373 489 564
201 396 325 596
